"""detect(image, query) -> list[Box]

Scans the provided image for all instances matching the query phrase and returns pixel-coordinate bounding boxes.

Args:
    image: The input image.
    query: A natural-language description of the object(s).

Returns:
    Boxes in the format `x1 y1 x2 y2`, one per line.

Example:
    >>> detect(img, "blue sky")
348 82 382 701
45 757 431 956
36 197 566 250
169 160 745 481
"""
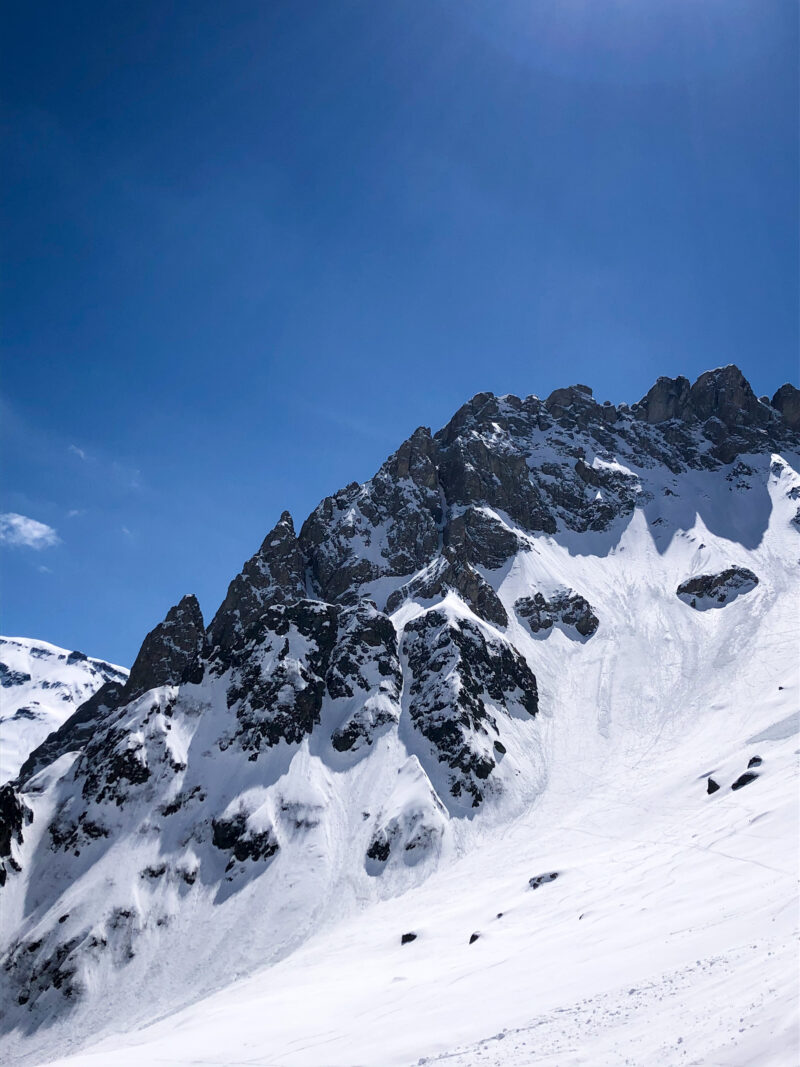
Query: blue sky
2 0 797 666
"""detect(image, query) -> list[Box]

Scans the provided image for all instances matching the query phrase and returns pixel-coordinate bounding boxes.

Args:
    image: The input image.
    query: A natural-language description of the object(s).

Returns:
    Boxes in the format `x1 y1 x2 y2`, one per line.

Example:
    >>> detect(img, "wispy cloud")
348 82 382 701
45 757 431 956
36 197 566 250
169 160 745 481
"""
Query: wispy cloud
67 508 85 518
0 513 60 550
69 444 88 460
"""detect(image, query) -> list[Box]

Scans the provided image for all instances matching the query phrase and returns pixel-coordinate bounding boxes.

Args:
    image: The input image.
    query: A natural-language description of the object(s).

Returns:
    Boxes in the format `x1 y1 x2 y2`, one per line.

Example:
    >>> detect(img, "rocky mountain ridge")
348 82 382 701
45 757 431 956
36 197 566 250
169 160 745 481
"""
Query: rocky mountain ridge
0 364 798 1066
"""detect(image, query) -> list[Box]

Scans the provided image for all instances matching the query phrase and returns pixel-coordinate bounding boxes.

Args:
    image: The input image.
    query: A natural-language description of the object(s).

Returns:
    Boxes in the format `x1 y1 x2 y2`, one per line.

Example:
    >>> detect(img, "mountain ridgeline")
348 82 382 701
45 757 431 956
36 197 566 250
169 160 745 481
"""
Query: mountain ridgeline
1 365 798 1063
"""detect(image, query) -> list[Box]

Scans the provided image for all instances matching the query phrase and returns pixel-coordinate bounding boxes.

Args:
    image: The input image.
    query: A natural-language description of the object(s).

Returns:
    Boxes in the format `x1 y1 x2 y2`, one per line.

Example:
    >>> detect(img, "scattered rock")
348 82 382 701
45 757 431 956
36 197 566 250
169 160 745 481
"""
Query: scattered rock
747 755 762 768
731 772 759 791
469 932 480 944
401 932 417 945
529 871 559 890
707 778 720 795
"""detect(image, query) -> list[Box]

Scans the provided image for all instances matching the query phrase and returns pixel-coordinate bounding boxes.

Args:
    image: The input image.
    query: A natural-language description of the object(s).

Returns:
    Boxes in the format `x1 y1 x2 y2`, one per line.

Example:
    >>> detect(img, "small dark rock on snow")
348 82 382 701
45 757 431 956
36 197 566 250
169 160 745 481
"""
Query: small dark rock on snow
731 772 759 791
401 932 417 945
529 871 559 889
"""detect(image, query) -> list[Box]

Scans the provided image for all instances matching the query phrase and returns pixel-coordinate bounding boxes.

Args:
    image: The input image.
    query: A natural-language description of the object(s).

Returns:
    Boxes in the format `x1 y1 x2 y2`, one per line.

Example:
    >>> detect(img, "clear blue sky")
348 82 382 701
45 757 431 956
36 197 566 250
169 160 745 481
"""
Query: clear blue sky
2 1 797 666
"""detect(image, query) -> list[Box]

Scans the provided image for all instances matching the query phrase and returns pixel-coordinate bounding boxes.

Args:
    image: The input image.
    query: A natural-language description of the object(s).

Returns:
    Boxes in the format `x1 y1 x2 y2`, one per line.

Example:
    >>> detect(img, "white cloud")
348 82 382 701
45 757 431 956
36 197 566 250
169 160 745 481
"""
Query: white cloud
0 513 60 550
67 509 85 518
69 444 88 460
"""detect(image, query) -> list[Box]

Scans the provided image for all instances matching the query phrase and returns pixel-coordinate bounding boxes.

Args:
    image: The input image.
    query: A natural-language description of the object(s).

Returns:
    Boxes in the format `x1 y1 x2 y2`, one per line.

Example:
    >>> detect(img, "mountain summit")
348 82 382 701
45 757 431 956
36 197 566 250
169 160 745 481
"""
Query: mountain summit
1 367 798 1067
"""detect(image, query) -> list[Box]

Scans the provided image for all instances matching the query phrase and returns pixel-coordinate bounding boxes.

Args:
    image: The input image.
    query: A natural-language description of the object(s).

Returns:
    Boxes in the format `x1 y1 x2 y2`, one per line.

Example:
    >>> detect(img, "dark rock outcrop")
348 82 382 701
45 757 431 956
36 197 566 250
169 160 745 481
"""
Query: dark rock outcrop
443 507 524 571
731 771 759 791
300 427 443 604
0 785 32 886
771 383 800 430
402 611 538 806
529 871 559 889
209 511 306 652
386 549 508 627
676 567 759 610
223 600 339 753
125 595 205 700
637 376 692 424
211 811 279 865
328 603 402 753
515 590 599 639
0 664 32 687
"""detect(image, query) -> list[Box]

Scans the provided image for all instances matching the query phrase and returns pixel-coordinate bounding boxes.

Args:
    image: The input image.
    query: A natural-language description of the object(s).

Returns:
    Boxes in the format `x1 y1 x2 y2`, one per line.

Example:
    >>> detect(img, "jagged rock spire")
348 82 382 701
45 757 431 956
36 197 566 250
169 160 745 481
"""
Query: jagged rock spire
209 511 306 651
772 383 800 430
126 594 206 699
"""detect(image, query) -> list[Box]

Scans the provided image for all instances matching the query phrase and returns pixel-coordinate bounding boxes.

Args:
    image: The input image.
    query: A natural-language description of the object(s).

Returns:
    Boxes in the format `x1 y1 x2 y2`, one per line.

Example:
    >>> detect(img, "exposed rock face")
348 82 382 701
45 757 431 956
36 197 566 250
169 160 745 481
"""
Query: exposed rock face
637 376 692 424
209 512 306 652
328 603 402 753
300 427 443 604
222 600 339 753
125 595 205 700
402 611 538 807
676 568 759 611
212 811 279 867
0 784 31 886
772 384 800 431
515 591 599 639
386 549 508 627
443 507 524 570
635 366 769 431
632 366 781 464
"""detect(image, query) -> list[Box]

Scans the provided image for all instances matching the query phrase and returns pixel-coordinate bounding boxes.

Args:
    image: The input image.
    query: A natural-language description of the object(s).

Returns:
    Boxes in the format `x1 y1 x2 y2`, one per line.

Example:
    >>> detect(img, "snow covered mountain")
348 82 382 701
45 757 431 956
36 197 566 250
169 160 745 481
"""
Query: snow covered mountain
1 365 798 1067
0 638 127 786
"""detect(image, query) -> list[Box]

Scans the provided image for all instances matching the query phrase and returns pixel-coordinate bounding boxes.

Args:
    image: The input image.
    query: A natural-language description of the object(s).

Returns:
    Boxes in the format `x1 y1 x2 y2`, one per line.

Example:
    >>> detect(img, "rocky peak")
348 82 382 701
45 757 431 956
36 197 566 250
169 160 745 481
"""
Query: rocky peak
635 365 770 430
209 511 307 651
637 375 692 424
771 383 800 431
684 365 769 429
386 426 439 490
434 392 504 447
544 383 595 417
125 594 205 699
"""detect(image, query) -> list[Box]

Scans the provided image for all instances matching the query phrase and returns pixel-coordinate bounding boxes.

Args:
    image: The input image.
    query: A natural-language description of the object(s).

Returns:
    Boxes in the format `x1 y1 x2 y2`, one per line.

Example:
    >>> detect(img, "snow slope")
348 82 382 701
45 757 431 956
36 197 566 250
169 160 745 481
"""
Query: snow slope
0 638 127 785
30 454 800 1067
0 368 798 1067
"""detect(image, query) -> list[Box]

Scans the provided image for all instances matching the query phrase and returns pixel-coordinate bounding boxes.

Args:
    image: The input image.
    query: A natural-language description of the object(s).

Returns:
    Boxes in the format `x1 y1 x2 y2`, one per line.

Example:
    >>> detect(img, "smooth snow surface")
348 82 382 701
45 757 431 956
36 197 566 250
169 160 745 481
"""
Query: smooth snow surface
19 450 800 1067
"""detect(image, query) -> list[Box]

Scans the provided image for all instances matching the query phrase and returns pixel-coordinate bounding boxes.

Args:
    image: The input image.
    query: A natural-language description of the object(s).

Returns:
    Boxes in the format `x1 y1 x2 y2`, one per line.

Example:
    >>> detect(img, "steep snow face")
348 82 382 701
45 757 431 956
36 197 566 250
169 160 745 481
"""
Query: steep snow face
0 638 127 785
0 367 798 1067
